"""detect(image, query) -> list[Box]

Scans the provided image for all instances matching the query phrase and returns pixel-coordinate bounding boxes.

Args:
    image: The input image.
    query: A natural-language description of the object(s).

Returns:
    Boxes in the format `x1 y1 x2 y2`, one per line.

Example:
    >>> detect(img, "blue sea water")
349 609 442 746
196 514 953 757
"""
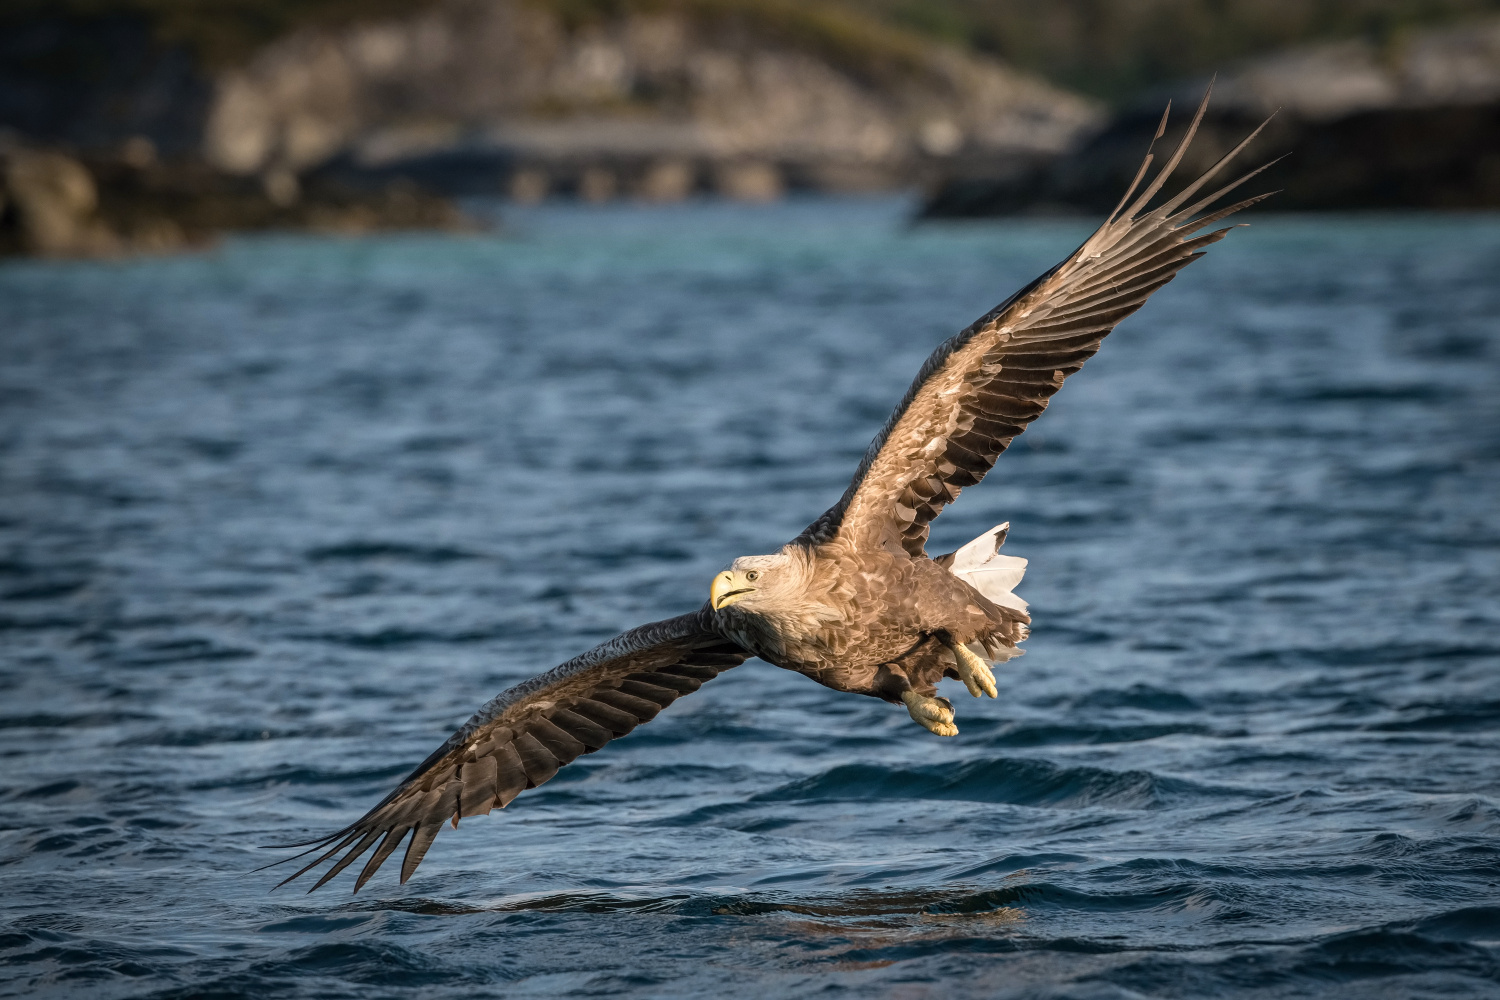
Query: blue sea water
1 198 1499 999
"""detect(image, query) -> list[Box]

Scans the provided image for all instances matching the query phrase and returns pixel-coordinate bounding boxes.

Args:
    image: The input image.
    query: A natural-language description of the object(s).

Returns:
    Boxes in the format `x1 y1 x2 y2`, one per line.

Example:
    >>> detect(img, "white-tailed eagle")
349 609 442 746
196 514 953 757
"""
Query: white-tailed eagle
269 91 1274 892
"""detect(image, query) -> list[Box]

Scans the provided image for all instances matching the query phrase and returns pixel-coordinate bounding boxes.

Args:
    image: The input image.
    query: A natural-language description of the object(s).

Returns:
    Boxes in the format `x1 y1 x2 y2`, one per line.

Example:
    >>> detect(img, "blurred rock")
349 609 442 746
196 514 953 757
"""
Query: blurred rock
509 167 550 203
1 147 119 256
1 0 1097 246
0 0 1099 239
637 159 695 202
715 161 782 202
578 166 617 203
922 17 1500 217
0 139 472 258
1194 19 1500 119
261 167 301 207
196 0 1100 198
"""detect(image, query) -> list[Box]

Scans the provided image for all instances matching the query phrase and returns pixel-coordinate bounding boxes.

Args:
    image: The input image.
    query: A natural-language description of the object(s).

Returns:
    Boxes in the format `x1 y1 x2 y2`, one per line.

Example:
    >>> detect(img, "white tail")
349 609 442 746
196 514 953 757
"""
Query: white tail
943 522 1029 664
946 522 1028 613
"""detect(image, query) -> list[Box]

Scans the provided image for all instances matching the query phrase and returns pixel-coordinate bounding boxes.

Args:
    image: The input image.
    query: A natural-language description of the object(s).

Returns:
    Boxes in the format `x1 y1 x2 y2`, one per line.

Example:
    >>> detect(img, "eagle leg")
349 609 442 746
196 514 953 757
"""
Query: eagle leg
901 690 958 737
941 634 998 699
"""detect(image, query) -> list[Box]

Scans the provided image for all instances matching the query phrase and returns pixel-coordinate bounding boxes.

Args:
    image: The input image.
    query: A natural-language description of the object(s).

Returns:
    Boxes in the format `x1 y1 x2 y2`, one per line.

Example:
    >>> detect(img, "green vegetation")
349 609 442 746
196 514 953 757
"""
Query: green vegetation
1 0 444 67
860 0 1500 99
11 0 1500 96
538 0 940 84
5 0 940 83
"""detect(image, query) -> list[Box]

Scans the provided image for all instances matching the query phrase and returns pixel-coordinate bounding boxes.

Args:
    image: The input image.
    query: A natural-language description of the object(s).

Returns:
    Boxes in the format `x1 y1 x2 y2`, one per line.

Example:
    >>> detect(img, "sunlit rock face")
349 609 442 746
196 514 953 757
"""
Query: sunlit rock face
200 0 1102 196
922 16 1500 216
0 147 117 257
1196 19 1500 120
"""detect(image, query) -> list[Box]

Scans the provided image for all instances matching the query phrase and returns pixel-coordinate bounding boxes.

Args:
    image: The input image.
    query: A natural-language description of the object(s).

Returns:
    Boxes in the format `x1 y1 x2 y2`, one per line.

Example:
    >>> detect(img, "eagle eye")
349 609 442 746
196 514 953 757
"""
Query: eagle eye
746 570 760 582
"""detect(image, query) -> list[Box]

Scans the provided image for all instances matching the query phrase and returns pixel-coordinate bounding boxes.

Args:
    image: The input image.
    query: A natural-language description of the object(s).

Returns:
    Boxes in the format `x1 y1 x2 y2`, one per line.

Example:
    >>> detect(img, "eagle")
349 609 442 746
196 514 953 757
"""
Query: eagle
269 92 1275 893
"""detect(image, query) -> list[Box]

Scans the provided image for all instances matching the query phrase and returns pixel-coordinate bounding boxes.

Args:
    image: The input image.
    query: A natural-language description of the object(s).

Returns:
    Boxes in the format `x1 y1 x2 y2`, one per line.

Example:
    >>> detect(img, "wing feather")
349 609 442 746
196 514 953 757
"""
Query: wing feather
265 609 747 892
800 86 1276 556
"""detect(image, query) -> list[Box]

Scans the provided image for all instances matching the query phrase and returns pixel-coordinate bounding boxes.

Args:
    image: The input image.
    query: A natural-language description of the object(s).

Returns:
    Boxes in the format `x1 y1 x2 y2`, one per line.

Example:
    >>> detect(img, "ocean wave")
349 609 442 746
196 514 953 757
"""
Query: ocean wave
306 542 484 564
5 203 1500 999
753 757 1253 811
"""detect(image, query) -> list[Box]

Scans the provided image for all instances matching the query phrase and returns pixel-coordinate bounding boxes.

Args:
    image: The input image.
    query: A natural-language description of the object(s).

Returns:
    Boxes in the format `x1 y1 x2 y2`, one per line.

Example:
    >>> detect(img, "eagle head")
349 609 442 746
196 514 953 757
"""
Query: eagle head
710 551 803 613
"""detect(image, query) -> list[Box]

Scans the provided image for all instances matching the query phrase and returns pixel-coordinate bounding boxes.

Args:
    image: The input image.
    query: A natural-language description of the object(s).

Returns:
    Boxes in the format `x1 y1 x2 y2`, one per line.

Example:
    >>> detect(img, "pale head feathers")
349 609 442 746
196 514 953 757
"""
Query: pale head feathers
710 545 838 652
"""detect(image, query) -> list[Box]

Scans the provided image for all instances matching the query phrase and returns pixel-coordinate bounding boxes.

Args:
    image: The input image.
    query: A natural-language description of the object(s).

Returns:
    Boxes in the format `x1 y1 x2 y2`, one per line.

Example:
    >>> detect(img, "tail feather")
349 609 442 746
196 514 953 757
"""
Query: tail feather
942 522 1028 611
964 560 1028 610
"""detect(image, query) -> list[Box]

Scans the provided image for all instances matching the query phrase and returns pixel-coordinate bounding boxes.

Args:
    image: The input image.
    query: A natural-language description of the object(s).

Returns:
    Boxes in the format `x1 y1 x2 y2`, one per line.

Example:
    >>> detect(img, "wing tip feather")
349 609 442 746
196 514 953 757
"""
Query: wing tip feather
1119 80 1215 221
259 616 746 894
790 78 1289 557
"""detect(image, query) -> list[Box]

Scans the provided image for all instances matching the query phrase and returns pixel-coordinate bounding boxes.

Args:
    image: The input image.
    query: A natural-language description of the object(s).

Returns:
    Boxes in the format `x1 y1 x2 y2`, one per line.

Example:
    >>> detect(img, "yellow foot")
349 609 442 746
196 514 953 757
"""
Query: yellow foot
947 639 998 699
901 691 957 736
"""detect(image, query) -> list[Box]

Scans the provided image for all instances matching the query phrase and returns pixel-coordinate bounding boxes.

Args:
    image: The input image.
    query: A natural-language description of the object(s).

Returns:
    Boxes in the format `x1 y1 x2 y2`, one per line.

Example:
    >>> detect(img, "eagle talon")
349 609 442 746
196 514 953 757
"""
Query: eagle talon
945 639 998 699
901 691 958 736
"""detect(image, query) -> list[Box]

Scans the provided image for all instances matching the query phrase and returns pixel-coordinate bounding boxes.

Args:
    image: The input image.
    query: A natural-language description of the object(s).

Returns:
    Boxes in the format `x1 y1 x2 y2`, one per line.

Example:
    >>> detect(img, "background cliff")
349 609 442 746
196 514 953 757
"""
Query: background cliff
0 0 1099 252
4 0 1500 254
0 0 1099 196
922 16 1500 216
854 0 1500 98
198 0 1100 201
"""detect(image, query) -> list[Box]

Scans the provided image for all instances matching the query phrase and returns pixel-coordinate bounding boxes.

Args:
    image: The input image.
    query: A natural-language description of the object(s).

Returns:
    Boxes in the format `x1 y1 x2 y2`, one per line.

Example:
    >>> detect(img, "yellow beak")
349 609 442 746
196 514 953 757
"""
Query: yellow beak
710 571 754 610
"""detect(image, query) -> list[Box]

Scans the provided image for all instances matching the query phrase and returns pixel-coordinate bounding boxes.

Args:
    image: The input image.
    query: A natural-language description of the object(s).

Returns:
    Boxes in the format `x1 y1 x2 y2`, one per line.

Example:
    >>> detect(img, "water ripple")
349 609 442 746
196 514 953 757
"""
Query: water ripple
2 202 1498 998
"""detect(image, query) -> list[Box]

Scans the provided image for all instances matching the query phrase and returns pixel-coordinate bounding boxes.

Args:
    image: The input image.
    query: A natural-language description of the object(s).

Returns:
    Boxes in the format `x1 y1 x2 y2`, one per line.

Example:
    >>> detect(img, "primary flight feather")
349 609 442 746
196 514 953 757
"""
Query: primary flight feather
269 89 1275 892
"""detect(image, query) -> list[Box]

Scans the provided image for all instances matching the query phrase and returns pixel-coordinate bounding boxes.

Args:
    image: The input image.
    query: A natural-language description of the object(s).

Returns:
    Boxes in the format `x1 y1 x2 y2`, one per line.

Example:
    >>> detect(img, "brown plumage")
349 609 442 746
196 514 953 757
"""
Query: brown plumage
267 88 1275 892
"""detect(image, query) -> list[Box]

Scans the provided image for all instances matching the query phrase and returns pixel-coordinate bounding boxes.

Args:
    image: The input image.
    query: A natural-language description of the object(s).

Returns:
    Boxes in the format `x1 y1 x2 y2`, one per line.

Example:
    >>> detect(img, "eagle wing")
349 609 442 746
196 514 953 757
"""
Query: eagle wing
801 89 1278 557
268 609 747 892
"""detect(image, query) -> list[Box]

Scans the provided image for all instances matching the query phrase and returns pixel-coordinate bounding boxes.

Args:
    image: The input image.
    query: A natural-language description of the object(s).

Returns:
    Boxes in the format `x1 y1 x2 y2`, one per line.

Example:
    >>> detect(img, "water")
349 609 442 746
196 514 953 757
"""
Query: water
2 199 1499 999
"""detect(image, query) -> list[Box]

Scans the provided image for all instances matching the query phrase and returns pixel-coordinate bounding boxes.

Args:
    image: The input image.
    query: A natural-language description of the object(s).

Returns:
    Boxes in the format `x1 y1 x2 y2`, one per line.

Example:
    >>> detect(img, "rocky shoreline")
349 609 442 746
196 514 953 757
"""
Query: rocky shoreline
922 19 1500 218
0 0 1098 255
0 139 469 258
202 0 1097 202
5 3 1500 255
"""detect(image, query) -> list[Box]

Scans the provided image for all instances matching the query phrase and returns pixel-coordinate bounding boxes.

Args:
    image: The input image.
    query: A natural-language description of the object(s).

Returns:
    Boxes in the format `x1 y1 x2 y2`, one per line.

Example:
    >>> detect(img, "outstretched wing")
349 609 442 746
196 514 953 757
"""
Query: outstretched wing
268 609 747 892
800 87 1278 557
